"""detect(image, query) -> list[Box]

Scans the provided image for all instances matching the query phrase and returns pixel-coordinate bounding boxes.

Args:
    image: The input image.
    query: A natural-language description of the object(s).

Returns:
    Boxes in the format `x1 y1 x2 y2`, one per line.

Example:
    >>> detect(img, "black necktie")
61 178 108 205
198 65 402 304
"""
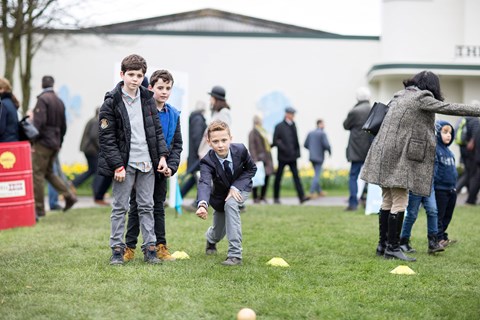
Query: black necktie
223 160 233 182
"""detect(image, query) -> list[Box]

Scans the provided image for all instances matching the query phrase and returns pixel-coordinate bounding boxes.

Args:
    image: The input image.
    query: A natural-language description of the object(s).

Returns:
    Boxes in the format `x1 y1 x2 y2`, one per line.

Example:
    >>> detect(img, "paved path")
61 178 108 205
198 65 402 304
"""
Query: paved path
56 193 469 211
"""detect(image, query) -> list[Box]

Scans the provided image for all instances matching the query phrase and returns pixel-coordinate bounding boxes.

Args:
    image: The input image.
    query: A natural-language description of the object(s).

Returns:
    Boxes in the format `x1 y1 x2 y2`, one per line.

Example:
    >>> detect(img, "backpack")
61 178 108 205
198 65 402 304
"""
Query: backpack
454 118 468 146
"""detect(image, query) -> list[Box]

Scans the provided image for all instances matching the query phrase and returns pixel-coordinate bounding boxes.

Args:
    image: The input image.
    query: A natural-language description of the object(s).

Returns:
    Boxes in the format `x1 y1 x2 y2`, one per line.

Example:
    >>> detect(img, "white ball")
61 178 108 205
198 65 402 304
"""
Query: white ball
237 308 256 320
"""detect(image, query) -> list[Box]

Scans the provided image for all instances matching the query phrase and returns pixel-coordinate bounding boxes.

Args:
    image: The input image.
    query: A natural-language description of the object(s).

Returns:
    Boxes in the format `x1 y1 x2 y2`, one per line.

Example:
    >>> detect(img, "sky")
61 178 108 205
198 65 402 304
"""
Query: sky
68 0 382 36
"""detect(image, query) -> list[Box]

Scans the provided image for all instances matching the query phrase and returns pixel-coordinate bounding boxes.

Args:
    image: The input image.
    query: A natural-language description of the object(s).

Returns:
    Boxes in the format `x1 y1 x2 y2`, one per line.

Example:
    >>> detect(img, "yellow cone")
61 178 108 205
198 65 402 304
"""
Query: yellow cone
266 257 289 267
171 251 190 259
390 265 416 275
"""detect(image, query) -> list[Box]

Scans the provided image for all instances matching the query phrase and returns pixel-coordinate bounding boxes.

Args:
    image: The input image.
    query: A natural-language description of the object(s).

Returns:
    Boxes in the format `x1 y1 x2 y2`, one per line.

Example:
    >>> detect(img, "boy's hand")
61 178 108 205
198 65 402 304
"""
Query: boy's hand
196 206 208 220
114 166 126 182
163 167 172 177
157 157 168 173
226 188 243 202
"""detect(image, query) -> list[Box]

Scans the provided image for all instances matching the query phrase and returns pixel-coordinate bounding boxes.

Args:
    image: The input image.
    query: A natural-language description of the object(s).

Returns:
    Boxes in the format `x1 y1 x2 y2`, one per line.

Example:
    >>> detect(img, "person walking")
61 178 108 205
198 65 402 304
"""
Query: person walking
0 77 20 142
343 87 372 211
31 76 77 217
361 70 480 261
304 119 331 198
272 107 309 204
180 101 207 201
248 114 274 203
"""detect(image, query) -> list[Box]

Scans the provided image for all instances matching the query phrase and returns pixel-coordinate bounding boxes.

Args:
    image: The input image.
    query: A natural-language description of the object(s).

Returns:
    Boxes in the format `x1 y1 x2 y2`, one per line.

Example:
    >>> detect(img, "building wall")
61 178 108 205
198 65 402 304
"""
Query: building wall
3 33 380 169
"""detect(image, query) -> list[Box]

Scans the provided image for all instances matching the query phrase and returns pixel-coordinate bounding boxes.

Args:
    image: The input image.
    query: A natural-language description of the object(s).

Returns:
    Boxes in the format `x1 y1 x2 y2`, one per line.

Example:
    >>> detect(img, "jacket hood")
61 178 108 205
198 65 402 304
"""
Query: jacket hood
435 120 454 146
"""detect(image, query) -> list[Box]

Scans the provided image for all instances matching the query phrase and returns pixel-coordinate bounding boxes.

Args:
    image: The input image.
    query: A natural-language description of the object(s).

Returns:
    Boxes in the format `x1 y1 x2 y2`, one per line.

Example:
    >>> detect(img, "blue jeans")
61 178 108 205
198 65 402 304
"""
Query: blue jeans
401 187 438 239
310 161 323 194
348 161 363 208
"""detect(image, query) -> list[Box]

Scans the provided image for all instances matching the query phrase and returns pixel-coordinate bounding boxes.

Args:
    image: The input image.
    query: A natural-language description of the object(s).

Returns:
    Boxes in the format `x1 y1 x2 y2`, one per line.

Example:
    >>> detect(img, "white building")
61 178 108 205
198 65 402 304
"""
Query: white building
1 0 479 170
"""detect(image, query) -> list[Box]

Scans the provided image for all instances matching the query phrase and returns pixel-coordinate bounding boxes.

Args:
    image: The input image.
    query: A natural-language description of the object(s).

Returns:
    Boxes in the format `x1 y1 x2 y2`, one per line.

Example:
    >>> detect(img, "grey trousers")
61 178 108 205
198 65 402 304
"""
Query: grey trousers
205 191 249 259
110 165 156 250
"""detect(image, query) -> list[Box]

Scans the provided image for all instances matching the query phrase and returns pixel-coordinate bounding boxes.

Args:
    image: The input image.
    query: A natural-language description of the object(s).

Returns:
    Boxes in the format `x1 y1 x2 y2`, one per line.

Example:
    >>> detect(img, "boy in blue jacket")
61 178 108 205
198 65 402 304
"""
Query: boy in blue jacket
124 69 183 262
434 120 458 247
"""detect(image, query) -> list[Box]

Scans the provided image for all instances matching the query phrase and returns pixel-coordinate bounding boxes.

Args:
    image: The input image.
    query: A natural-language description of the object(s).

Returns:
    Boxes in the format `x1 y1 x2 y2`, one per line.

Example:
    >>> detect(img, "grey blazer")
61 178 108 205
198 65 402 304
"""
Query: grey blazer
361 87 480 197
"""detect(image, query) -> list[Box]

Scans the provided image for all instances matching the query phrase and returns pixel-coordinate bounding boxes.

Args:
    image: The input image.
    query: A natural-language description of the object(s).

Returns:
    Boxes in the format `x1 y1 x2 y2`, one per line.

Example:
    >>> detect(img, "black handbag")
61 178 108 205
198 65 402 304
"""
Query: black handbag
362 102 389 136
18 116 39 142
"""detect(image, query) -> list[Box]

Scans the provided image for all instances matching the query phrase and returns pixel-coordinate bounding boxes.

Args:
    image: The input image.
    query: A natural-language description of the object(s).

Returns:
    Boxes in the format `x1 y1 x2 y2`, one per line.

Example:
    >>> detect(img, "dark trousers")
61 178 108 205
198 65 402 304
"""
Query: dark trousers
126 174 167 248
273 161 305 200
32 143 72 216
435 189 457 241
180 174 197 198
466 163 480 205
72 154 97 187
252 175 270 200
93 175 112 201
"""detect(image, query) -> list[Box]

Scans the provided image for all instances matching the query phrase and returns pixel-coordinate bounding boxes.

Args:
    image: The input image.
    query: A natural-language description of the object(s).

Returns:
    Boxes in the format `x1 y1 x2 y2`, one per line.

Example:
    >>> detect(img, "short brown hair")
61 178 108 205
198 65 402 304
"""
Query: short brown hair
149 69 174 87
207 120 231 139
121 54 147 74
42 76 54 88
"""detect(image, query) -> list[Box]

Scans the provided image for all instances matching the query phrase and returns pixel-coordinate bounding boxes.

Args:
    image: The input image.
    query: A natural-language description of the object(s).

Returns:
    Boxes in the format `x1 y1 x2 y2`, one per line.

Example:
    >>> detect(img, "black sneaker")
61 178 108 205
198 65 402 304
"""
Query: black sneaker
206 241 217 255
110 247 124 265
143 245 161 264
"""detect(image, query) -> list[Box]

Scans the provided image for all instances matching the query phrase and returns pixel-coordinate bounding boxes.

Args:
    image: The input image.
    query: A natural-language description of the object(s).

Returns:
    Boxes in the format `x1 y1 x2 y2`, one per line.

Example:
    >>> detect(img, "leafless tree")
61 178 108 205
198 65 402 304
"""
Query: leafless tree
1 0 80 114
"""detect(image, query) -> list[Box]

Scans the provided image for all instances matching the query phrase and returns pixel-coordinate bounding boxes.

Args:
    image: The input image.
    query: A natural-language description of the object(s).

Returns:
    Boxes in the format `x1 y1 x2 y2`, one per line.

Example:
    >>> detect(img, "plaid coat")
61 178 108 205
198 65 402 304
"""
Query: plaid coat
361 87 480 197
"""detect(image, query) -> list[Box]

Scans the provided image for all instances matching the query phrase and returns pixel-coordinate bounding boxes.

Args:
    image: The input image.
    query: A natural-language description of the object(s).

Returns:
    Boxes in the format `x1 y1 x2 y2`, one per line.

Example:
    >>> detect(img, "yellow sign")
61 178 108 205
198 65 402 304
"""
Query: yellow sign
0 151 16 169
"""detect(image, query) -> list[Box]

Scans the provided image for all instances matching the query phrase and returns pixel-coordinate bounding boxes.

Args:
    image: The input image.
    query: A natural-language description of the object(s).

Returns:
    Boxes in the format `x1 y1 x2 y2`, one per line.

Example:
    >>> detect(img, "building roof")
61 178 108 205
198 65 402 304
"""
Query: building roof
82 8 378 40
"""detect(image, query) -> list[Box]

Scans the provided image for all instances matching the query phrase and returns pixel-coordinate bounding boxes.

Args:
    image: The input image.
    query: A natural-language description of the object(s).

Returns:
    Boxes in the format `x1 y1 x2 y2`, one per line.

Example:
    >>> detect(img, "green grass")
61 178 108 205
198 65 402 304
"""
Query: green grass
1 205 479 319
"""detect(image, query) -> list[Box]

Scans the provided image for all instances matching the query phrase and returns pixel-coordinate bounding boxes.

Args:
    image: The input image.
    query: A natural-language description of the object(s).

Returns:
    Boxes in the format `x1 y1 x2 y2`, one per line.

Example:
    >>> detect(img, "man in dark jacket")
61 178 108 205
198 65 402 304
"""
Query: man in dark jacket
272 107 309 204
343 87 372 211
32 76 77 217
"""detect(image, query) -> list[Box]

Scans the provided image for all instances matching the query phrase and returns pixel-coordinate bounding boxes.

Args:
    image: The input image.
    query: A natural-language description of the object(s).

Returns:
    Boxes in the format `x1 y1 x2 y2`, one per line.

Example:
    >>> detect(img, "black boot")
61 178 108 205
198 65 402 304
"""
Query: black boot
384 212 416 261
376 209 389 256
428 234 445 254
399 237 416 253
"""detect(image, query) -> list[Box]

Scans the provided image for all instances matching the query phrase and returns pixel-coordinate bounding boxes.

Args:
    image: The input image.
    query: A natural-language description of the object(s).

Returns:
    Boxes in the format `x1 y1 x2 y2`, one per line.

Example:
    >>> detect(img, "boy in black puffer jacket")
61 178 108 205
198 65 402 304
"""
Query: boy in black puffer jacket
98 54 169 265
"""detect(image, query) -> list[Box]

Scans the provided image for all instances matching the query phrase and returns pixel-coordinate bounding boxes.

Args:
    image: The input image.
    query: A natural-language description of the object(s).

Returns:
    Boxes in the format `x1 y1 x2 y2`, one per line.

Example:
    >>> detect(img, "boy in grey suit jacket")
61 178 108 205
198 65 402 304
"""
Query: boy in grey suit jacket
196 120 257 266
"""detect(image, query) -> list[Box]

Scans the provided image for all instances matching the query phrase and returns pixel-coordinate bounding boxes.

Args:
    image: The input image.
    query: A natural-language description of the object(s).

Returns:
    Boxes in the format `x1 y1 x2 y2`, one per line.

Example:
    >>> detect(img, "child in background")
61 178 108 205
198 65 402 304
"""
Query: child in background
196 120 256 266
434 120 458 247
124 69 183 262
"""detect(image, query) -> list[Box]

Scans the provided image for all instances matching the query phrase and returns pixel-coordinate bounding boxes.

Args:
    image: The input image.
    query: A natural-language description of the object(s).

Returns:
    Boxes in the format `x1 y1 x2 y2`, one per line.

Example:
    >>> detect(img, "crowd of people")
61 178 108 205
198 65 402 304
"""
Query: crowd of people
1 57 480 265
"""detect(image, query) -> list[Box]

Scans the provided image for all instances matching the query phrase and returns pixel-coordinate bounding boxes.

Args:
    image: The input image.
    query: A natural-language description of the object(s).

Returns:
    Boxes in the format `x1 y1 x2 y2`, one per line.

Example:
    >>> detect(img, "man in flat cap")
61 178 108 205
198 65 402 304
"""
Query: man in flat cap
272 107 309 204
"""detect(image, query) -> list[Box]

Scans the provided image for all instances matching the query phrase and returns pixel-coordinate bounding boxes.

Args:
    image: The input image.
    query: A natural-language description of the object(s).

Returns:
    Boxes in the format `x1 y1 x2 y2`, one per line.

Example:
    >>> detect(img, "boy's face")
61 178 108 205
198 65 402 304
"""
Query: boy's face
149 78 172 107
120 69 144 94
207 129 232 158
440 125 452 145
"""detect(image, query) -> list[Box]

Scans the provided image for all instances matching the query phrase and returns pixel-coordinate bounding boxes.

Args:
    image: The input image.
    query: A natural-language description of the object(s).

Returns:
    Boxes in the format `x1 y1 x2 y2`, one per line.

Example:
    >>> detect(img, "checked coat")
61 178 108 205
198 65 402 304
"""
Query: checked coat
361 86 480 197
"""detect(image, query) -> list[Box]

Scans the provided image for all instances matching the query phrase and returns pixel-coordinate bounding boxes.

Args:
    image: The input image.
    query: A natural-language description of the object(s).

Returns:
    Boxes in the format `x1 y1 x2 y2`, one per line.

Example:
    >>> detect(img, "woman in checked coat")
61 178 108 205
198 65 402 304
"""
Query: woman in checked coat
361 71 480 261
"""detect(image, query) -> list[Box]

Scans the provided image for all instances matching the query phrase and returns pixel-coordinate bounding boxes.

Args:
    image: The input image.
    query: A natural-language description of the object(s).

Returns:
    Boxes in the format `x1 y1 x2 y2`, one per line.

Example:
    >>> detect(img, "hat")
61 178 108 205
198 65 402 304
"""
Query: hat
285 106 296 114
208 86 226 101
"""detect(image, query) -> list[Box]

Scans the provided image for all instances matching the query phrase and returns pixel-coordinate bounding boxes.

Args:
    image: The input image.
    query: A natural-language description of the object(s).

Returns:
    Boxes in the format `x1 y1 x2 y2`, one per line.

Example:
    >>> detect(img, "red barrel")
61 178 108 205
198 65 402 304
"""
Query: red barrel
0 141 36 230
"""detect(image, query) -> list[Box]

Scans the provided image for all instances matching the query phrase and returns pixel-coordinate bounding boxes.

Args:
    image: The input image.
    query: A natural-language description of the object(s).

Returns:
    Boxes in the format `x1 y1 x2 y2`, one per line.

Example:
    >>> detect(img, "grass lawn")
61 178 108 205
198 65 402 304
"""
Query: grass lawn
1 204 479 319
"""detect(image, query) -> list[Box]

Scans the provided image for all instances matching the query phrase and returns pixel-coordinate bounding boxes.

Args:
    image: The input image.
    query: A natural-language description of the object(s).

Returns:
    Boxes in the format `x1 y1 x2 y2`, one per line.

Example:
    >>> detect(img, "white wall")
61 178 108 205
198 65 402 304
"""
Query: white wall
6 33 379 169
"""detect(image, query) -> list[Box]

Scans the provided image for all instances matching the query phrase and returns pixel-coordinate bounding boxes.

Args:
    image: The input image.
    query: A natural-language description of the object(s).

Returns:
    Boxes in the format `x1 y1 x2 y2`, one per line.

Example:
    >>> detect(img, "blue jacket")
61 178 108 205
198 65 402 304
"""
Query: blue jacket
434 120 457 191
157 103 183 175
304 128 331 163
0 95 19 142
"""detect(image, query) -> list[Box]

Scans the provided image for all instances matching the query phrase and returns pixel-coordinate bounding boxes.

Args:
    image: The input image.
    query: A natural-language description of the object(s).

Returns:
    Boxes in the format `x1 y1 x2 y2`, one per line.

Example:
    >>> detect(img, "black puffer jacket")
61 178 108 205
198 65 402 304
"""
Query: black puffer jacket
97 82 168 177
